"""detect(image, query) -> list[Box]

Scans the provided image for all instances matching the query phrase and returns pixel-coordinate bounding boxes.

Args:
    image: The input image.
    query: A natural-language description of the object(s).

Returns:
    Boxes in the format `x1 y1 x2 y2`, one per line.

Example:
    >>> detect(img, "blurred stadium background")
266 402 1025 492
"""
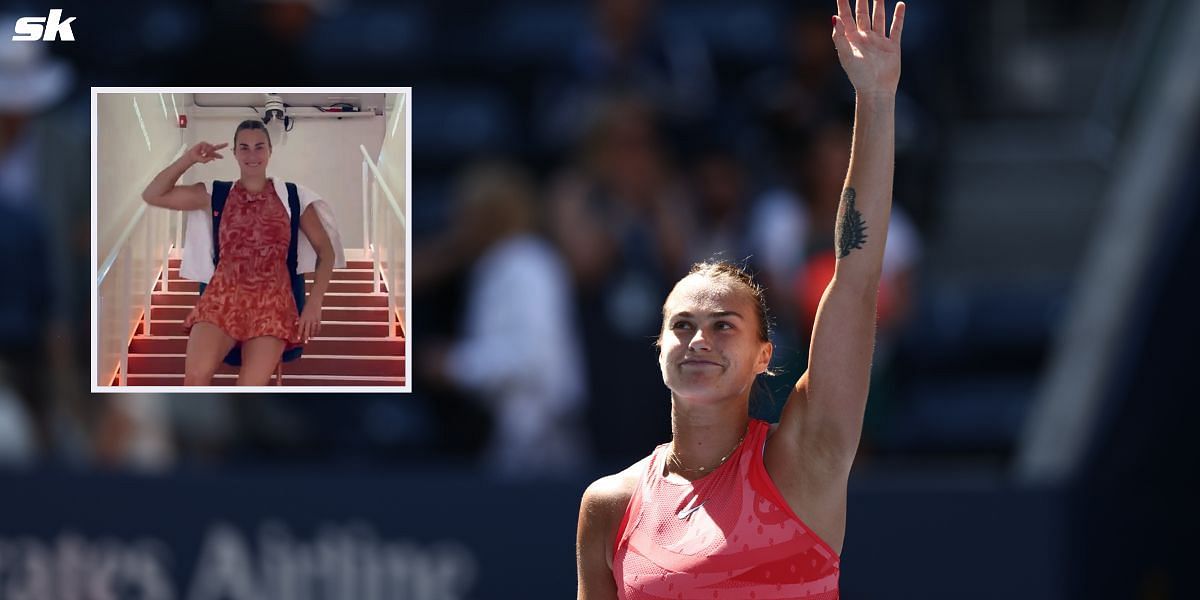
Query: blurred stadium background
1 0 1197 597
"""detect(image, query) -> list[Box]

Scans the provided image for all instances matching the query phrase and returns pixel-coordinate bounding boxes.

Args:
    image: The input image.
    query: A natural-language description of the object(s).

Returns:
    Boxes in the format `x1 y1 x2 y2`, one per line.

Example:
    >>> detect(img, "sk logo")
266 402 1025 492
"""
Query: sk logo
12 9 76 42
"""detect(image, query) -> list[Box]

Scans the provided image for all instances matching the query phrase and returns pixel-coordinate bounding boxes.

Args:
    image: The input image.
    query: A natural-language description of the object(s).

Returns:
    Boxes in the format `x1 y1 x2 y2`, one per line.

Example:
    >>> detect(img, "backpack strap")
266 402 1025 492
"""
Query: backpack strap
286 182 300 276
211 180 233 266
281 182 306 364
285 182 305 319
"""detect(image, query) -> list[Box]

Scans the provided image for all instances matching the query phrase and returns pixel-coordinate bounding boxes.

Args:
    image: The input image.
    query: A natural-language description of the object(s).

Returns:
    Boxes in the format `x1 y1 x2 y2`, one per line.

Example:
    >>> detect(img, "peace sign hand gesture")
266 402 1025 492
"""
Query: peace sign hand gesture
832 0 905 97
186 141 228 165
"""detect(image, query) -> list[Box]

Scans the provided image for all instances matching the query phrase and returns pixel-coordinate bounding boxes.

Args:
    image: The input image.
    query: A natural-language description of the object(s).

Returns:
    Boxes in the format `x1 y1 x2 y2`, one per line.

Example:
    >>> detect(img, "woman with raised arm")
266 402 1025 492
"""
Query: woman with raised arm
576 0 905 597
141 119 343 386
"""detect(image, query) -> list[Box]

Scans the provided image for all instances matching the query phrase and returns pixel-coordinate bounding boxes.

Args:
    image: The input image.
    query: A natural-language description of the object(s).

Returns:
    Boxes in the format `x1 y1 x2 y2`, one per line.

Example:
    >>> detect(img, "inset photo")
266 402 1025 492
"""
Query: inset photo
92 88 410 392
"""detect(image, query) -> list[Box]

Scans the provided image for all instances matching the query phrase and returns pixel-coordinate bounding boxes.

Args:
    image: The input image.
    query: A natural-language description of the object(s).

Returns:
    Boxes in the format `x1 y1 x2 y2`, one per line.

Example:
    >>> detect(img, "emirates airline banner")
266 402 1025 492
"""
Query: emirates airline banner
0 471 582 599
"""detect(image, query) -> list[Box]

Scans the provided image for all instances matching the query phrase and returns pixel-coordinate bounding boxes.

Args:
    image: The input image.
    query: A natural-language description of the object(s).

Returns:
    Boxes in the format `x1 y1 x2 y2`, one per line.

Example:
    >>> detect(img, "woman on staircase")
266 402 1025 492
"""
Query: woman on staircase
141 119 343 386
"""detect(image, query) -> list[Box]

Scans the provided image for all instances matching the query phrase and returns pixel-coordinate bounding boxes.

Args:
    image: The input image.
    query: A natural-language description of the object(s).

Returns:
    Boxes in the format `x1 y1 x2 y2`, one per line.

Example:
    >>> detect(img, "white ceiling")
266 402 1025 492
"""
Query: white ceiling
191 93 390 111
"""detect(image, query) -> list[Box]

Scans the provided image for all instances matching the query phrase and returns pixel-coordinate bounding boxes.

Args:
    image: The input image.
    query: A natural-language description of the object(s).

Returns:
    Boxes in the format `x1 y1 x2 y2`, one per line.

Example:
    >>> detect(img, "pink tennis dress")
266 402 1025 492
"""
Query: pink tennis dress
182 181 301 346
613 419 841 599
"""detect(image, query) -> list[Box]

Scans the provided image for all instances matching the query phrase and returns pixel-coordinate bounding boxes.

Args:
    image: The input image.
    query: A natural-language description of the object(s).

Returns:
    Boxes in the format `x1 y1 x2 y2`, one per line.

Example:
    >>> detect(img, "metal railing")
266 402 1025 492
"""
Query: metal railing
1016 0 1200 483
360 145 407 339
96 144 186 386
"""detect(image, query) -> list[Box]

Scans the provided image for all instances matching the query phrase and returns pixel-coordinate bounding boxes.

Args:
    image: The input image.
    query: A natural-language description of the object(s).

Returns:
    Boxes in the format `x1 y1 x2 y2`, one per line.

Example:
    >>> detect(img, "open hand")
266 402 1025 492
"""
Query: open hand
298 303 322 343
186 141 227 164
832 0 905 96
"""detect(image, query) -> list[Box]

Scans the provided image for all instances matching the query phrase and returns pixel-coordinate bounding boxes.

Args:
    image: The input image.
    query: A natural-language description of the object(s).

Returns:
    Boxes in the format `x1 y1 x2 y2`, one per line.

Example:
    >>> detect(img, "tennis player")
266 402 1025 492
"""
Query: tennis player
576 0 905 597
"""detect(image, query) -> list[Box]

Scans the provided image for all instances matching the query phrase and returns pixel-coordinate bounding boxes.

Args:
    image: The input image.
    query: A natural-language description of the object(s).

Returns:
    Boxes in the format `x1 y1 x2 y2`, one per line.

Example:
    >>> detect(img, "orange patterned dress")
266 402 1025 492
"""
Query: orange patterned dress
183 181 301 347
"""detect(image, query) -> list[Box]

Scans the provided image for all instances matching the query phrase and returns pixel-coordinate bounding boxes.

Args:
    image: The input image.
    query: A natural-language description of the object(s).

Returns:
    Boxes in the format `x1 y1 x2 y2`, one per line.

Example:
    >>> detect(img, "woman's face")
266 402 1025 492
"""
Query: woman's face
658 274 772 405
234 128 271 177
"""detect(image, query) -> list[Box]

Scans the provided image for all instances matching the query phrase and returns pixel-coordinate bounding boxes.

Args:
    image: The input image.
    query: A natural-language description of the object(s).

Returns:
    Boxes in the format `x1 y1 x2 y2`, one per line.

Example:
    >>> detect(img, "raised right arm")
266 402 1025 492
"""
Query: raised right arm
141 142 226 210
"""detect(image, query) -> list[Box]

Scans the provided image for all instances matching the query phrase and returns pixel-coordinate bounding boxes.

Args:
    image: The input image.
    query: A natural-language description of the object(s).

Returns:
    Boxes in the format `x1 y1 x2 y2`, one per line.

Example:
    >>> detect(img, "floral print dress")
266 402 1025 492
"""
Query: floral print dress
183 180 301 347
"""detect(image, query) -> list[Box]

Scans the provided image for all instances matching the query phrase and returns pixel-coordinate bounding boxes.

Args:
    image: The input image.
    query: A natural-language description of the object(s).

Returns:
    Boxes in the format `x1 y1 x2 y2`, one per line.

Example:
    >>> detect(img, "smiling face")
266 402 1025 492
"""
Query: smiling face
658 272 773 406
233 126 271 178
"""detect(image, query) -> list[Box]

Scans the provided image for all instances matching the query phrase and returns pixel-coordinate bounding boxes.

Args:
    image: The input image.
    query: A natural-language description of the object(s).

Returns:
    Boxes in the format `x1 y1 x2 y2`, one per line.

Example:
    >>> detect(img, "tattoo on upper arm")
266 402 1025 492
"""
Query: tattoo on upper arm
835 187 868 258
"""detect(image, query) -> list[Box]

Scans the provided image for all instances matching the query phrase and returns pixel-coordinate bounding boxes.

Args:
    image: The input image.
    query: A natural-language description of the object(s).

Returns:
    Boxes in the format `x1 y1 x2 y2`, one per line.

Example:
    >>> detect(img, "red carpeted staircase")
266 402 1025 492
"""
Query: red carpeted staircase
115 257 406 387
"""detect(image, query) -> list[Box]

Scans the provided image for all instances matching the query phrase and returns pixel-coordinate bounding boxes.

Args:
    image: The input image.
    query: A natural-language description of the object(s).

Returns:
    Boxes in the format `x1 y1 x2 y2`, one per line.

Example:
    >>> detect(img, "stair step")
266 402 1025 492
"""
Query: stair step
152 292 389 308
305 281 383 293
127 354 405 376
150 306 389 322
140 320 400 338
155 280 378 294
320 307 391 322
129 336 405 355
166 268 377 282
124 374 406 387
168 258 375 270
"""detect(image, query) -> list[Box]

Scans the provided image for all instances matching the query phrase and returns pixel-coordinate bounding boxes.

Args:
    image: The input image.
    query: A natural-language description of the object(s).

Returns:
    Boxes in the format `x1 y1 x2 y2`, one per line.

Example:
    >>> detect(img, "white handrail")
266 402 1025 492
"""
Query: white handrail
361 159 370 253
359 144 407 340
96 143 187 286
96 143 187 386
359 145 406 228
97 203 148 285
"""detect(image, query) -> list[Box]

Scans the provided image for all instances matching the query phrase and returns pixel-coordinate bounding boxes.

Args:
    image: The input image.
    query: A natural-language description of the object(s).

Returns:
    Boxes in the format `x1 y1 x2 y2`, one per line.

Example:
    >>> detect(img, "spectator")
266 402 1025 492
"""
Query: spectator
0 366 34 466
743 4 853 172
0 32 86 458
424 161 589 478
684 145 753 265
538 0 715 152
548 95 692 462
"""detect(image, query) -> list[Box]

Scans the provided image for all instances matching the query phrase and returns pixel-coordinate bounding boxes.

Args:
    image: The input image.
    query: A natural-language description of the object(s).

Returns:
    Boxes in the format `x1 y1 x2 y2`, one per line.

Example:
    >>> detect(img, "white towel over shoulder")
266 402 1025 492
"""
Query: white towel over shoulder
179 178 346 283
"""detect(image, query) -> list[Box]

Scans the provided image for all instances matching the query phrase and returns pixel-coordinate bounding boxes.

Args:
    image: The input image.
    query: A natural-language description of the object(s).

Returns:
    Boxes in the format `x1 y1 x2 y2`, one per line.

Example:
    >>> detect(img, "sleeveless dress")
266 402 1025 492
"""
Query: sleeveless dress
613 419 841 599
182 181 301 347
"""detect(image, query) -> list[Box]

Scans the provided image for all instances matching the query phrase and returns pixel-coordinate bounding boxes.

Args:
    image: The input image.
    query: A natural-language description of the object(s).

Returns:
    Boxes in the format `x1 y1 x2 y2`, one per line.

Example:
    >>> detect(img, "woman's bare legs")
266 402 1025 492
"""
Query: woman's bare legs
238 336 286 386
184 322 237 385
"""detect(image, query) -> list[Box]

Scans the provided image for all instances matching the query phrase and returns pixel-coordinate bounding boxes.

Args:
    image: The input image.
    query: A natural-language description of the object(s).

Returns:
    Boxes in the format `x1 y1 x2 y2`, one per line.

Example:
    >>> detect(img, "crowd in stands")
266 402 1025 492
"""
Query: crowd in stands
0 0 957 477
